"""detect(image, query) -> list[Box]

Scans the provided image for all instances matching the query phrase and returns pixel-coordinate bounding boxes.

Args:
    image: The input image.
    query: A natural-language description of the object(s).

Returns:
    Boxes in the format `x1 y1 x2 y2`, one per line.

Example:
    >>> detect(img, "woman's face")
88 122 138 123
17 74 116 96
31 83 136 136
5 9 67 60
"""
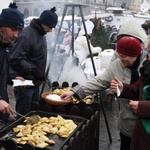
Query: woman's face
118 53 137 67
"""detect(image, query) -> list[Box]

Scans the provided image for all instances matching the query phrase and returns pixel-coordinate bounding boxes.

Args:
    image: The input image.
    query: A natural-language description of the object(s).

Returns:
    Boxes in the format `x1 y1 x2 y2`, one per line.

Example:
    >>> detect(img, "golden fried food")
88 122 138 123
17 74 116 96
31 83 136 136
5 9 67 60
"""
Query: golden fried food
52 88 93 104
12 115 77 148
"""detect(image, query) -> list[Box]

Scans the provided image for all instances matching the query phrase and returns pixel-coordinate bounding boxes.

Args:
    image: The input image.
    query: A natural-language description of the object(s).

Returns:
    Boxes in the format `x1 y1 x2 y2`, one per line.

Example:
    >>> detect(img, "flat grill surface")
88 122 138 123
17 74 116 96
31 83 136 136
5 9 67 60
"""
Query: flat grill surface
0 110 85 150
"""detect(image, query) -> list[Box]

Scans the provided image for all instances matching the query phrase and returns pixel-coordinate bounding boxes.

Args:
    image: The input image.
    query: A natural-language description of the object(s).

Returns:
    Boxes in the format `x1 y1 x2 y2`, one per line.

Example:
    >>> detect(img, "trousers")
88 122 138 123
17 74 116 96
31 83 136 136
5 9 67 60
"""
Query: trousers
120 132 131 150
14 86 40 115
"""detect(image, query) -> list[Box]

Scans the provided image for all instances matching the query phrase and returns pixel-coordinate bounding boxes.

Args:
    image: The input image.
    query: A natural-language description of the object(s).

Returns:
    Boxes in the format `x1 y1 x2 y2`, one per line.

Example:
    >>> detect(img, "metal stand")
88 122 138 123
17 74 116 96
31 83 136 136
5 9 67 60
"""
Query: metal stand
59 3 112 143
45 3 112 143
97 93 112 142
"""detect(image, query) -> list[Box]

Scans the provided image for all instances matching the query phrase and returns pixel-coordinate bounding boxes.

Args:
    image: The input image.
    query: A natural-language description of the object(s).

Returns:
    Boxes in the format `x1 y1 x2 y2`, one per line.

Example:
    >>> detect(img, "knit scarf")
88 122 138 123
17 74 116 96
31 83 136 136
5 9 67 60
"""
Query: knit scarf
128 55 140 84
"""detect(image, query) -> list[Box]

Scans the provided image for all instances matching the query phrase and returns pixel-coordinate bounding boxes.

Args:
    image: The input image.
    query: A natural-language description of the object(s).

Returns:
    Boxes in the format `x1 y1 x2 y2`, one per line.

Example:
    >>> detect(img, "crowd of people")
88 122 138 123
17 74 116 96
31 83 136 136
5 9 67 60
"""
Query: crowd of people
1 2 150 150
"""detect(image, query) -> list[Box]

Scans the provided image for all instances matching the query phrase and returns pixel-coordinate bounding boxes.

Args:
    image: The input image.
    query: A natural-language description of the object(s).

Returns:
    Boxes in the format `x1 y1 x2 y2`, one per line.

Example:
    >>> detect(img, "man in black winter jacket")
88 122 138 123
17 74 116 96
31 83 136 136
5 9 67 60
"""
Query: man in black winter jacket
10 7 58 116
0 3 24 121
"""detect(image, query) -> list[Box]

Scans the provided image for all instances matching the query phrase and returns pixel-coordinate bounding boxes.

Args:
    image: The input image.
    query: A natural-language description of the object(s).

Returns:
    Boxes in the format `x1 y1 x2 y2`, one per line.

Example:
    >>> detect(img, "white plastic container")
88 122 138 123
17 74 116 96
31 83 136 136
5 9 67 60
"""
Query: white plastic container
84 56 102 79
85 56 101 72
100 49 114 68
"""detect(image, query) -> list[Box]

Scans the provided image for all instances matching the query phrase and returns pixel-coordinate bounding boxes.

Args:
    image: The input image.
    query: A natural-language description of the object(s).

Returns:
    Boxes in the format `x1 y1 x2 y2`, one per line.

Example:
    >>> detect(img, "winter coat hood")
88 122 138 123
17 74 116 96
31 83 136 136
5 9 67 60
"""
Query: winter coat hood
117 19 148 47
78 29 86 36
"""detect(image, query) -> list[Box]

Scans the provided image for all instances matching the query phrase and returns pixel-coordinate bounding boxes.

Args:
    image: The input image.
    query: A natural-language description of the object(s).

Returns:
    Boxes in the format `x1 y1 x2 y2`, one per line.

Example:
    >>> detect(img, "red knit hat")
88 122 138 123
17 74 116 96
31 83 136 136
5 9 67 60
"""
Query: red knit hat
117 36 142 57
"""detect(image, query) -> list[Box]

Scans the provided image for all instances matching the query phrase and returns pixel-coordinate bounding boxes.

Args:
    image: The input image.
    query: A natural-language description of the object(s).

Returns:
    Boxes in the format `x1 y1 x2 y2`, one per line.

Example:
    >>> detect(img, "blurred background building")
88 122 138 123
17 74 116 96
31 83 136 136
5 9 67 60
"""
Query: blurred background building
12 0 149 18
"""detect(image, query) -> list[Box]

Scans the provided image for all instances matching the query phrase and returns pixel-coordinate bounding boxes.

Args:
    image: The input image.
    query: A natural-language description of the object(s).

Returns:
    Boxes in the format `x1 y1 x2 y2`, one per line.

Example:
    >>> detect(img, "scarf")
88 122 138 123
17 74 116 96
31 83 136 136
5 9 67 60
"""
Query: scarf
128 55 140 84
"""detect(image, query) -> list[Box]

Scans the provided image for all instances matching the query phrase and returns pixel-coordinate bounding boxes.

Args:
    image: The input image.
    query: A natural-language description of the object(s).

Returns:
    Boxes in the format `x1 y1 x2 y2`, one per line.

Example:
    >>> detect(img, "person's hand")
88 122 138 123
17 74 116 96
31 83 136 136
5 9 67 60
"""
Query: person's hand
15 76 31 88
110 77 123 94
129 100 139 113
15 76 25 81
60 91 74 100
0 100 14 115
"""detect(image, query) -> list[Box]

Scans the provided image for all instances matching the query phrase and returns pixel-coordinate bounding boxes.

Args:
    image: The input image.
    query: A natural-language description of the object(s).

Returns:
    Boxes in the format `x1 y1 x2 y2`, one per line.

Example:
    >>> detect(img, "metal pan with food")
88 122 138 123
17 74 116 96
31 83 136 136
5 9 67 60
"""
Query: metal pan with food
0 111 86 150
41 91 72 105
42 87 94 105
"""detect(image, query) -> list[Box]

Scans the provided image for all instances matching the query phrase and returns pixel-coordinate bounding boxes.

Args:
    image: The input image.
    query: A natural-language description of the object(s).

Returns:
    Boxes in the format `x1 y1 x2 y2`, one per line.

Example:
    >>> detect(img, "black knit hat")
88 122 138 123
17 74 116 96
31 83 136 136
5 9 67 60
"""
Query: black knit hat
39 7 58 28
0 3 24 29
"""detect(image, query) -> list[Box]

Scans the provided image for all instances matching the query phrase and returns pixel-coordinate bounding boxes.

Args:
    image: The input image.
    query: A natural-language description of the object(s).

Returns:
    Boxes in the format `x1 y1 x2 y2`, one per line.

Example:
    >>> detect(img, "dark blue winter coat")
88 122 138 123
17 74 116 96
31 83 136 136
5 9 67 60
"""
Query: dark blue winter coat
10 19 47 87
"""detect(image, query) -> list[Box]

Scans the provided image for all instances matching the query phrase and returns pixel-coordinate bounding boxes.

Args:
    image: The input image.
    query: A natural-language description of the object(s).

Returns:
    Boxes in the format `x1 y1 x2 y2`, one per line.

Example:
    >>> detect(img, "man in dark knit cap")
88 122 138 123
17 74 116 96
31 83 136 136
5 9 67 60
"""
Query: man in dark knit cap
0 2 24 121
10 7 58 116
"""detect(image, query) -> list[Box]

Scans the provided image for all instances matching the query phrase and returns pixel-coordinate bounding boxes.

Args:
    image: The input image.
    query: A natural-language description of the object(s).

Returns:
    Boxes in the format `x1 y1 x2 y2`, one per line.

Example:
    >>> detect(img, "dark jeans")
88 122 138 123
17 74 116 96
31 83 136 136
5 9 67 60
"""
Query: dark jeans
14 86 40 116
120 132 131 150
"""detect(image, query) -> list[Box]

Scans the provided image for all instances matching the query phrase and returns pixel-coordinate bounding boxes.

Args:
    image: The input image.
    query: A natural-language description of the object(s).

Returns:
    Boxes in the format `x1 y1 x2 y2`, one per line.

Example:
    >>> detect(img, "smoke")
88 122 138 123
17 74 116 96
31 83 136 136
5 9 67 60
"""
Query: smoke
47 51 87 86
46 21 88 87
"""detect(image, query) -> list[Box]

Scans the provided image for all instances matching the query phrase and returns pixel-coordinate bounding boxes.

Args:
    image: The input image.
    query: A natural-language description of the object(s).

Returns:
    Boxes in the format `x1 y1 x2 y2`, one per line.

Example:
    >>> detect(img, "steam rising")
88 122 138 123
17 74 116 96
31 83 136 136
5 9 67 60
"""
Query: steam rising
47 42 87 86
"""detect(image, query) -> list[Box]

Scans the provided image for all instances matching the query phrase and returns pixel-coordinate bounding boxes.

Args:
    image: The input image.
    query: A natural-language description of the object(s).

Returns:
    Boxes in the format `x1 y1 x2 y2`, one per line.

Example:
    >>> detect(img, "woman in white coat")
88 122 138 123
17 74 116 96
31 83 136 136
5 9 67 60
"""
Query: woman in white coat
74 20 102 66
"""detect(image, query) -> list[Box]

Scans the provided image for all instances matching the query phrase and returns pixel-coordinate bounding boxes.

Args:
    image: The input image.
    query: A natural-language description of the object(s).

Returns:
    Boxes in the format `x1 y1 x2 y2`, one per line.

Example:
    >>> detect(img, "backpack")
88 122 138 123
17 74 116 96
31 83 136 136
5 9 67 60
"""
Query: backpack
142 85 150 136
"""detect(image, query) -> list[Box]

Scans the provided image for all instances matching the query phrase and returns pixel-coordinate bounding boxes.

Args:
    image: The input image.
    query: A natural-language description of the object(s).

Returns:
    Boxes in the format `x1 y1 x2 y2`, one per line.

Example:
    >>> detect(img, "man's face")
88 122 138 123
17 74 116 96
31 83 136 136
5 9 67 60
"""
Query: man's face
118 53 137 67
42 24 53 33
0 27 20 43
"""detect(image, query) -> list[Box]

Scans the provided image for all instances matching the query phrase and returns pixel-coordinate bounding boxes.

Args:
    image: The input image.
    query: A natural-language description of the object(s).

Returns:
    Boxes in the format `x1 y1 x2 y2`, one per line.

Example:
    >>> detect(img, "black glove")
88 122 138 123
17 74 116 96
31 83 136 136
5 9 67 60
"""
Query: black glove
31 68 46 81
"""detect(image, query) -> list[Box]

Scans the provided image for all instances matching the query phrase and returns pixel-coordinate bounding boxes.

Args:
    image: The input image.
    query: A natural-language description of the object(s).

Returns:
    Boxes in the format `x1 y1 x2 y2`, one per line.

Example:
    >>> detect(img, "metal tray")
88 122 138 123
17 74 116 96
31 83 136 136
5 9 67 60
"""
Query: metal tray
0 111 85 150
